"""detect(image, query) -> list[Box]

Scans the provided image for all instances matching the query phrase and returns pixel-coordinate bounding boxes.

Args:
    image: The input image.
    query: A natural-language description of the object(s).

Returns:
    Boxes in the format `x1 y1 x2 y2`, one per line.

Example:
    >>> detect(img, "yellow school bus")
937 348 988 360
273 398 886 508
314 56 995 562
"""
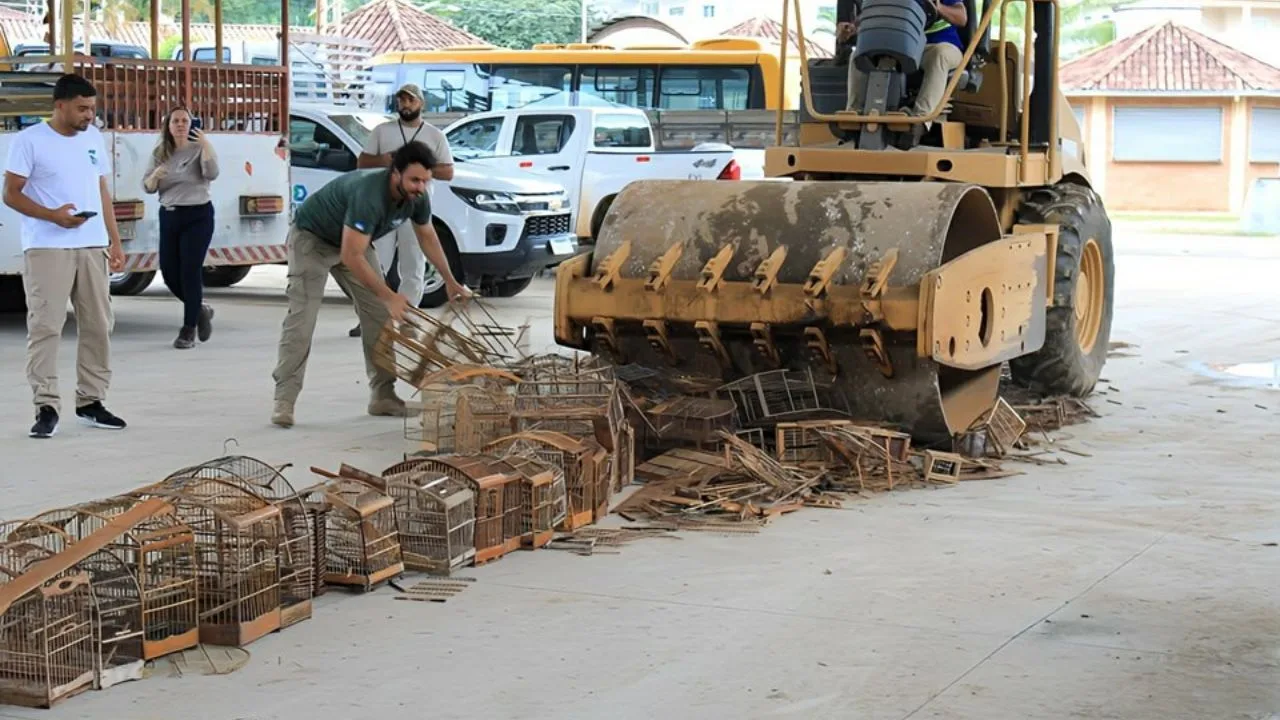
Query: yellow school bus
367 38 796 114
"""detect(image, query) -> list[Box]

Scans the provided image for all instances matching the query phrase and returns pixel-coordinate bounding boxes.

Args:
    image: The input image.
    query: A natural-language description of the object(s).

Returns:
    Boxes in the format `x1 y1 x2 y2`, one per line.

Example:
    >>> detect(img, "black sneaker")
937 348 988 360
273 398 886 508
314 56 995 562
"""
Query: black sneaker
348 324 362 337
197 304 214 342
76 401 126 430
174 326 196 349
30 405 58 438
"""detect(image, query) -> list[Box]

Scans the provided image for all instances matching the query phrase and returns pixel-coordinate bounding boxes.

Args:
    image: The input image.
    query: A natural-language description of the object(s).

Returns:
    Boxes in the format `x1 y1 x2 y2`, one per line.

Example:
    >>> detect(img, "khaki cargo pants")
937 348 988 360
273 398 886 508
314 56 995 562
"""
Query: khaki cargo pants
272 225 397 407
23 247 114 413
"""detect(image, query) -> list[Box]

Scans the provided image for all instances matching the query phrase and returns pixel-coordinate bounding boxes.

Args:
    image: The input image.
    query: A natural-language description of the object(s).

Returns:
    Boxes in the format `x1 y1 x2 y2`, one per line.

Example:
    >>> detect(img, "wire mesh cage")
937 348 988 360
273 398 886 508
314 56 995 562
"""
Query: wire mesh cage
134 477 285 648
494 456 566 549
485 432 611 531
717 368 853 428
10 497 199 661
0 544 95 709
406 368 520 455
160 456 316 629
404 455 522 565
511 365 618 434
378 467 476 575
320 478 404 591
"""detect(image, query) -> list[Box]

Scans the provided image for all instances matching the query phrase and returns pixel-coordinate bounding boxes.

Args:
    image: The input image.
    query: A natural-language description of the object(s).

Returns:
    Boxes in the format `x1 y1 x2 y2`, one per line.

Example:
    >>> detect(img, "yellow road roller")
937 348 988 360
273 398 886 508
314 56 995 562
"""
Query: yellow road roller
552 0 1114 443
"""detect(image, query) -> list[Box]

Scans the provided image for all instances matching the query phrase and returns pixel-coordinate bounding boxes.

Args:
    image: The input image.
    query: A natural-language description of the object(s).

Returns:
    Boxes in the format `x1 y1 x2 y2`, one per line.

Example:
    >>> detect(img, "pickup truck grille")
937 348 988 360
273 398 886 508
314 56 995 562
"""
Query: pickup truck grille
522 213 571 239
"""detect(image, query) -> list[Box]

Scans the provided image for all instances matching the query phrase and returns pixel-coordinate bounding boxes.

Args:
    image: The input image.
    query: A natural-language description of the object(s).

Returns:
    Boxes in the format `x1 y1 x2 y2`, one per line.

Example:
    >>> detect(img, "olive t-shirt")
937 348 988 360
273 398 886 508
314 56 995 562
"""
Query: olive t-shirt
293 168 431 247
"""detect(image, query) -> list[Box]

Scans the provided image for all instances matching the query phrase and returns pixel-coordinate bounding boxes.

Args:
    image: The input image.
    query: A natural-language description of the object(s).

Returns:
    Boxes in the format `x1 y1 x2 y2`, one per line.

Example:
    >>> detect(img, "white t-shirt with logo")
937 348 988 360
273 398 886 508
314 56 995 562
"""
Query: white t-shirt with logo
4 122 110 251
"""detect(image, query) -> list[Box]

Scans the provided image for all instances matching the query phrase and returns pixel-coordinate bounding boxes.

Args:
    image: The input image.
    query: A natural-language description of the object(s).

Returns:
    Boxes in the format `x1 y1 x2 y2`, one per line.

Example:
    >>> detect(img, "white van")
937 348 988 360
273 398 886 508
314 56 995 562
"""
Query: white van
289 103 579 304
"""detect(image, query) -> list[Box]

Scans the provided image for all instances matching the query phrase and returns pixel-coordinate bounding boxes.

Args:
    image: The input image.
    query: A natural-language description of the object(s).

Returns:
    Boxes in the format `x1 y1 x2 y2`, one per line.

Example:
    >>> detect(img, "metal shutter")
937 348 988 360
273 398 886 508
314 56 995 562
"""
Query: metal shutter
1112 106 1223 162
1249 107 1280 163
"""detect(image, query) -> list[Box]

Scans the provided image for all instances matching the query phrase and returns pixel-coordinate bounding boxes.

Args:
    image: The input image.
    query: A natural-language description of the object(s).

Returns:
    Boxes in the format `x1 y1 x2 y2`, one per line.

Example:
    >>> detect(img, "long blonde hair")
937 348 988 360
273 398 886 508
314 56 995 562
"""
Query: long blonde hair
152 105 192 165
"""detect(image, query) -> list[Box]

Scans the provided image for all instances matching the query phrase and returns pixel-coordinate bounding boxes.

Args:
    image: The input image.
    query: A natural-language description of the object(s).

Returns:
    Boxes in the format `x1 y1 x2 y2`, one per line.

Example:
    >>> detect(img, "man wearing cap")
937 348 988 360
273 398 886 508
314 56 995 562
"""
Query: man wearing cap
349 83 456 337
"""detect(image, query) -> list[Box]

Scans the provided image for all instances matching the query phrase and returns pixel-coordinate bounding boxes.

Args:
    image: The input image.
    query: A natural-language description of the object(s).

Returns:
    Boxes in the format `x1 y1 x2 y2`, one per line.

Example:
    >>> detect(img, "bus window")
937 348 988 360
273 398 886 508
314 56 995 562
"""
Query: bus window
421 64 492 113
579 66 656 108
490 65 572 109
658 66 752 110
592 113 652 148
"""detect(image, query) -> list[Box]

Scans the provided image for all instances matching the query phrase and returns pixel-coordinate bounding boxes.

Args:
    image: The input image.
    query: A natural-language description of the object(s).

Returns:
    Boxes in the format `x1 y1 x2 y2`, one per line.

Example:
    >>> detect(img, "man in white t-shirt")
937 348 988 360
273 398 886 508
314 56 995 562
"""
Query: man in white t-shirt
3 73 127 439
347 83 455 337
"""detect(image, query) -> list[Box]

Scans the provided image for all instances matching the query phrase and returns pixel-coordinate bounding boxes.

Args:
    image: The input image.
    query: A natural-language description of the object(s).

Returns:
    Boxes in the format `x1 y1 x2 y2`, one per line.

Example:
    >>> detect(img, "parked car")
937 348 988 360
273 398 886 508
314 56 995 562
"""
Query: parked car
441 105 742 242
289 103 579 304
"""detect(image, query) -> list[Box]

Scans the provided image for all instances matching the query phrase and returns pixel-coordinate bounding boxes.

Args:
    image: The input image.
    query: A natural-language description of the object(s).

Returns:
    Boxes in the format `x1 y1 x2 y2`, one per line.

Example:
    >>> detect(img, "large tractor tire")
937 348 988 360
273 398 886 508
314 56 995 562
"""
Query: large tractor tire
1009 182 1115 396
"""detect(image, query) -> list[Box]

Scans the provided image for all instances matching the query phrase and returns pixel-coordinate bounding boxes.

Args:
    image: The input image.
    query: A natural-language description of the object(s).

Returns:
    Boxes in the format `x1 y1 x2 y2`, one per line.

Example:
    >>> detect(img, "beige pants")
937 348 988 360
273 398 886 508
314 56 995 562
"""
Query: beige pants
846 43 964 121
272 225 397 406
23 247 114 412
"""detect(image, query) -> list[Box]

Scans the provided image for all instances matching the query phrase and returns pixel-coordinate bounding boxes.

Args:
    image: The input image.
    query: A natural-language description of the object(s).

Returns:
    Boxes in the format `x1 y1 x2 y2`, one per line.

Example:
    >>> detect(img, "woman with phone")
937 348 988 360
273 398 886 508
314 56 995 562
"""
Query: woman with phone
142 106 220 349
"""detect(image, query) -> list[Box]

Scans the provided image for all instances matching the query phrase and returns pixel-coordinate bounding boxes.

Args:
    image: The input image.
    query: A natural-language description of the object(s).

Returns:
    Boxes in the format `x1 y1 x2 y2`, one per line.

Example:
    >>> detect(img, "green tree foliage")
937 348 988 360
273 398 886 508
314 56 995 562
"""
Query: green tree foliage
985 0 1136 59
420 0 608 49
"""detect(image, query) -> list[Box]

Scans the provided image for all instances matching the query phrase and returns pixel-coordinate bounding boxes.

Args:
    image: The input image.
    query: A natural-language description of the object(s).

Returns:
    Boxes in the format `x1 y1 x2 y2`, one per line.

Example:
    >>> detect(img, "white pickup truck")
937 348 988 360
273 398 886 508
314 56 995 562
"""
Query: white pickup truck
441 106 741 242
290 103 580 304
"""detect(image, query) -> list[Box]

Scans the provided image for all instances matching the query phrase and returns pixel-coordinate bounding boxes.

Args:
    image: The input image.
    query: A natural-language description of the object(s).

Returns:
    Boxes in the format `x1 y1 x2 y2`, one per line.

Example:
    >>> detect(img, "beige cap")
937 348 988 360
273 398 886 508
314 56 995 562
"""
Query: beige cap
396 83 424 101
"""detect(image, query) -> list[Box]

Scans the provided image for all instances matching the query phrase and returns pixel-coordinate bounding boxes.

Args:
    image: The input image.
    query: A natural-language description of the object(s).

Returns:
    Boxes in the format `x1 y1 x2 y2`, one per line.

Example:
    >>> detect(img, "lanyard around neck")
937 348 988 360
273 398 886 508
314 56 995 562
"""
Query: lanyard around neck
398 120 424 147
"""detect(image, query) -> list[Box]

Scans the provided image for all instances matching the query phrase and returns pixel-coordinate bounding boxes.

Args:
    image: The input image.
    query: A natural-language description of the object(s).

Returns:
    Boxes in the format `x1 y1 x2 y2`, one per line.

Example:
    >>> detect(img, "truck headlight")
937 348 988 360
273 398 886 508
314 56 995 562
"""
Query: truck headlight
451 187 521 215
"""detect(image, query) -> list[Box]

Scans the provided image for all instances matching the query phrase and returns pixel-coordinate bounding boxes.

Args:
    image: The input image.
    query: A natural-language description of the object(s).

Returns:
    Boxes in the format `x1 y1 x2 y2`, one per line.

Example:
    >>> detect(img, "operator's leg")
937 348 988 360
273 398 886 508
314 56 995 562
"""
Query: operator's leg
350 229 398 338
394 222 425 307
910 43 964 123
329 246 403 417
271 226 337 426
845 60 869 111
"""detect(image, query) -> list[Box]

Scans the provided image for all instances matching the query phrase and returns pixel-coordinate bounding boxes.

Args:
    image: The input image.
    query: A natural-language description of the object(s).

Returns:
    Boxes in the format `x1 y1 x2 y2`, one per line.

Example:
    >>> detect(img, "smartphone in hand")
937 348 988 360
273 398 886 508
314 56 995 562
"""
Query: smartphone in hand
73 210 98 219
188 116 203 141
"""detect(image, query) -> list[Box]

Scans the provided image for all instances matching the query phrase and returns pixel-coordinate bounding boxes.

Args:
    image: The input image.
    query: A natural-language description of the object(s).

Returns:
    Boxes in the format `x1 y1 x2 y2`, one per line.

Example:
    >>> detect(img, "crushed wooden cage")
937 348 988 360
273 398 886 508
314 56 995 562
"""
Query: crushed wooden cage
495 456 567 549
816 427 919 492
406 456 523 565
511 365 618 437
374 465 476 575
717 368 852 428
373 303 525 388
133 478 285 647
160 455 315 629
645 397 738 448
0 542 95 709
313 473 403 592
485 431 611 530
776 420 855 466
10 497 199 661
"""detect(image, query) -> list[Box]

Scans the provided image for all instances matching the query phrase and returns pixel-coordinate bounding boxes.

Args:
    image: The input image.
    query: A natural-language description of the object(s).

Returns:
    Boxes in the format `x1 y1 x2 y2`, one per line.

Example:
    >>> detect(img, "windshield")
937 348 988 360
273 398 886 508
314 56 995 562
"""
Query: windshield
329 113 390 149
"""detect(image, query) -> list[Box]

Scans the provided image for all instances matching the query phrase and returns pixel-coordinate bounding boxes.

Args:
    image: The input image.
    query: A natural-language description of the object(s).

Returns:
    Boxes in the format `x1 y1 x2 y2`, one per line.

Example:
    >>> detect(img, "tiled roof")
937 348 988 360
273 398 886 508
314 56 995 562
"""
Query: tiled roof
719 16 832 59
1061 20 1280 93
337 0 488 56
0 18 310 51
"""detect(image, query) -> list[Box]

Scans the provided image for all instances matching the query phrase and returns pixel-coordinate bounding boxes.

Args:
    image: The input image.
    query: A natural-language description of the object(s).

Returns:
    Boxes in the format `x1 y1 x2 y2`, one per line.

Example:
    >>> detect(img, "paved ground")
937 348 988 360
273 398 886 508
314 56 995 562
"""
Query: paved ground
0 229 1277 720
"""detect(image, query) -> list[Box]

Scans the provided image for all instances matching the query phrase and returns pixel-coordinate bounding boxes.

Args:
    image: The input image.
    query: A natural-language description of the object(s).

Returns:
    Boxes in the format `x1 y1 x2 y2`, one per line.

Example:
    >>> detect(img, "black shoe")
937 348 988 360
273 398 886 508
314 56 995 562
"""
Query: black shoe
76 401 126 430
197 304 214 342
29 405 58 438
349 324 362 337
174 326 196 349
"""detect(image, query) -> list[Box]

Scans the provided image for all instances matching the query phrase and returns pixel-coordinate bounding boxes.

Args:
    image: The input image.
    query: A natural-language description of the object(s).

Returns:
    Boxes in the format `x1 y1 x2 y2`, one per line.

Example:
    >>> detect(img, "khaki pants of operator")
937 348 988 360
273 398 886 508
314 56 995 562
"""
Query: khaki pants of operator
846 43 964 126
272 225 397 407
23 247 114 413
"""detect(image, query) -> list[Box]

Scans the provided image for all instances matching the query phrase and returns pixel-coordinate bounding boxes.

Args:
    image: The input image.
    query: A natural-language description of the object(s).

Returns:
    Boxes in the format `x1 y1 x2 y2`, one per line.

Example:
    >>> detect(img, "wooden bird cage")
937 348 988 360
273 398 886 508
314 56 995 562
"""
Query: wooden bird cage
375 467 476 575
775 420 855 466
405 456 522 565
494 456 567 549
319 478 403 591
511 365 617 437
133 478 285 648
717 368 852 427
160 456 316 629
0 543 95 709
10 497 199 661
485 431 611 531
373 304 524 388
406 368 520 455
645 396 738 447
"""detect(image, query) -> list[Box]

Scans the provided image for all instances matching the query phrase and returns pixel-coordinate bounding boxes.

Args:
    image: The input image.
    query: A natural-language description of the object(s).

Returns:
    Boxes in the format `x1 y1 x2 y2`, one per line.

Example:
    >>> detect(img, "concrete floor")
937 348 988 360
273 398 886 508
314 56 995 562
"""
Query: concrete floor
0 229 1277 720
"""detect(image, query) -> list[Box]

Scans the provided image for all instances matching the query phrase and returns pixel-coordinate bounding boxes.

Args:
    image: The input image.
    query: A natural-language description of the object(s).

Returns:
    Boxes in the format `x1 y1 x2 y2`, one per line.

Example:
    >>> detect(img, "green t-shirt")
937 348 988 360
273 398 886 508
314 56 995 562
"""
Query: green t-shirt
293 168 431 247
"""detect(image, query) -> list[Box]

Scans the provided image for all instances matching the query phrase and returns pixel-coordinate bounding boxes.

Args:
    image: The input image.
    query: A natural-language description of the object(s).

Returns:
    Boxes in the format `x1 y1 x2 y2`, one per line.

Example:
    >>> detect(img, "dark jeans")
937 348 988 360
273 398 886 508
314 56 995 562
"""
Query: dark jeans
158 202 215 329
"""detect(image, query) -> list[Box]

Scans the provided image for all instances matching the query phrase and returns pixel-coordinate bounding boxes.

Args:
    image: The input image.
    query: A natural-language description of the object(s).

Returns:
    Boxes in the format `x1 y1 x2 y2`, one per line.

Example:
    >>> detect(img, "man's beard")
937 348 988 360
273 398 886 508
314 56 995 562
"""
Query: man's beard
398 108 421 122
